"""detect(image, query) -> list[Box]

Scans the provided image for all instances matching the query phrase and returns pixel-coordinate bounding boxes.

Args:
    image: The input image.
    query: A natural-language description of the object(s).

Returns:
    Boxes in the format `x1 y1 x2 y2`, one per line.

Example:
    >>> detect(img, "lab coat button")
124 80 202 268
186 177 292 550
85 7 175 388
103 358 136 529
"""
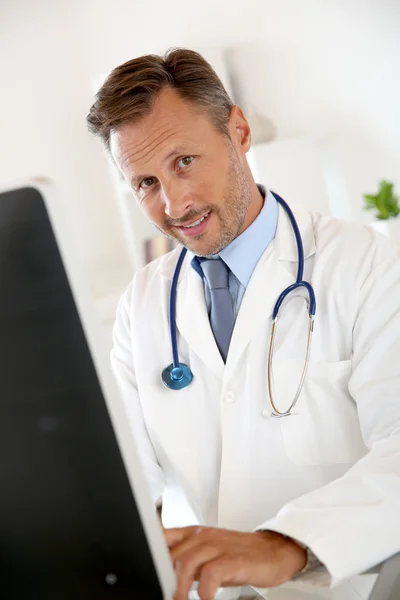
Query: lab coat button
262 408 270 418
225 391 236 404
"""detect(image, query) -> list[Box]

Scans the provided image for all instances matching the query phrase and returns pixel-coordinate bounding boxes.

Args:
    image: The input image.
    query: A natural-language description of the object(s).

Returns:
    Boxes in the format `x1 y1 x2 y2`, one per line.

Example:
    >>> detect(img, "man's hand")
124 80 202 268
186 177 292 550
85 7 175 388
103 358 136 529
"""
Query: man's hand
164 526 307 600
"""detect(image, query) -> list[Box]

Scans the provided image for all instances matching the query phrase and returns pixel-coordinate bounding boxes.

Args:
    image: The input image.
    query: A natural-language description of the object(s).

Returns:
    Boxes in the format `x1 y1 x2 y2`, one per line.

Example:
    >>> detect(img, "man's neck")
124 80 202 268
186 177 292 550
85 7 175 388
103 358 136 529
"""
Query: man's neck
238 182 265 236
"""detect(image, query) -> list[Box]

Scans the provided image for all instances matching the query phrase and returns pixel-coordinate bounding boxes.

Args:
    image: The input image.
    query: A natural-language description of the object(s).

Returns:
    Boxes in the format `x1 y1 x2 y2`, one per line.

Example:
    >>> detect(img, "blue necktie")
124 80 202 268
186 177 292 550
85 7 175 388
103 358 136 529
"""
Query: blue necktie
200 258 234 362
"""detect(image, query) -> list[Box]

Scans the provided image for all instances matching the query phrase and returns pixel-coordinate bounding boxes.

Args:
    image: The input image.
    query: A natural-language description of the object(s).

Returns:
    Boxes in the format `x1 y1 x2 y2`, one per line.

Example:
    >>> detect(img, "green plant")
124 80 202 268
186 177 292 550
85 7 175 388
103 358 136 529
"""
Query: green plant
363 180 400 221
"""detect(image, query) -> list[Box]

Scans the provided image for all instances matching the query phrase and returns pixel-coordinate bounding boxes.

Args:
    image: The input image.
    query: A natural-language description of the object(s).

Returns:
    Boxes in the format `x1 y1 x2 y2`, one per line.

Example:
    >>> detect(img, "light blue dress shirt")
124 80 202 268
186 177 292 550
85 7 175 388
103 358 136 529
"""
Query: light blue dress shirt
191 186 279 319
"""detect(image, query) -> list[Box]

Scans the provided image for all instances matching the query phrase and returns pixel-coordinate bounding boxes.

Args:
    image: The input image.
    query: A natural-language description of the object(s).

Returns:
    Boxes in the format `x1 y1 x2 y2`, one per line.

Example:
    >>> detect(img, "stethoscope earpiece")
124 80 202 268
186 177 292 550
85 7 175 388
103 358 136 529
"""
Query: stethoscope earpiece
162 363 193 390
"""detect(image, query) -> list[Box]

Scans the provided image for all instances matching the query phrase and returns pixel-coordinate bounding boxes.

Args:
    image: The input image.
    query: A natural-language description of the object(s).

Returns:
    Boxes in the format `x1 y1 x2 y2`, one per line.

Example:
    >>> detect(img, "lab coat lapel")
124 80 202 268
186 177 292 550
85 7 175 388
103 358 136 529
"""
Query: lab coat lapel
160 248 225 380
225 203 316 379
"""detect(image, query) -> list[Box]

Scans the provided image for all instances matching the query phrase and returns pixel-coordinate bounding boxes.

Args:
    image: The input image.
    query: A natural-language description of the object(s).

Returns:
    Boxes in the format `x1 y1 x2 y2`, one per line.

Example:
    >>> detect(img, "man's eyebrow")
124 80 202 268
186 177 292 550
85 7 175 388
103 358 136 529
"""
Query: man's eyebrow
162 145 195 164
130 146 195 188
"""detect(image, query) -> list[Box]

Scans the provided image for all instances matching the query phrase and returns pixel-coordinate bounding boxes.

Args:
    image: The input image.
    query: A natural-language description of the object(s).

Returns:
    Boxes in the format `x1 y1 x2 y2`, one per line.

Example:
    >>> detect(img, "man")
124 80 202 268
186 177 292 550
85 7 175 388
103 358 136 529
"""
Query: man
87 49 400 600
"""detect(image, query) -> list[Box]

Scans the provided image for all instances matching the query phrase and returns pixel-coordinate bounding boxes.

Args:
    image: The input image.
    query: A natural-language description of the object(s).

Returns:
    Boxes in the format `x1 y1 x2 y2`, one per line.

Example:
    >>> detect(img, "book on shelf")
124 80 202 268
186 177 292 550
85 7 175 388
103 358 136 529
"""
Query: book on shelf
144 236 177 264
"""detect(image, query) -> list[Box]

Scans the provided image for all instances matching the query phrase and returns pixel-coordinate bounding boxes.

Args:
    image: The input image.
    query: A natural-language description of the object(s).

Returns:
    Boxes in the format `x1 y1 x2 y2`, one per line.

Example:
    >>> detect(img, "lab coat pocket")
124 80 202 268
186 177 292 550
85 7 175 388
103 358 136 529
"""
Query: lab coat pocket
274 359 368 466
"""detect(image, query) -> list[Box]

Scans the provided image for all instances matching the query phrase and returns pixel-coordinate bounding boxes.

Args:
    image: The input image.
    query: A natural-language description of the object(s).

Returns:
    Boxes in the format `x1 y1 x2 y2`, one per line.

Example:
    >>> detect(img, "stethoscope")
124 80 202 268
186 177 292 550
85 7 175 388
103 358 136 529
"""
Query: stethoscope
161 192 316 418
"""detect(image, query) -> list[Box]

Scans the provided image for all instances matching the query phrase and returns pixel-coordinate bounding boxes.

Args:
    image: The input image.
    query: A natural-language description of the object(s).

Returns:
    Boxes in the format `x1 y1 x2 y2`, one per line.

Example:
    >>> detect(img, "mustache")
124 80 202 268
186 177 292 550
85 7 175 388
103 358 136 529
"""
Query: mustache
165 206 215 227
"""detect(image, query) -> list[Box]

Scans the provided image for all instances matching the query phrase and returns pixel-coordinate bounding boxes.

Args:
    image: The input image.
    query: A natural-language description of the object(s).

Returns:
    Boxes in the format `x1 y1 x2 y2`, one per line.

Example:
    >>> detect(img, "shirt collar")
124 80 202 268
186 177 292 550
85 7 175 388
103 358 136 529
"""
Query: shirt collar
191 185 278 288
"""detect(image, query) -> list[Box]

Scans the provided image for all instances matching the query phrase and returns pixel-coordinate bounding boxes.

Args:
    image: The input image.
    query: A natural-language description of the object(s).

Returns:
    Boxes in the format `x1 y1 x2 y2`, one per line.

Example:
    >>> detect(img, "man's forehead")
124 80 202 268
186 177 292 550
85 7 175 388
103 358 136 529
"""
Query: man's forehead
111 106 207 171
111 118 195 171
113 88 205 138
120 89 196 137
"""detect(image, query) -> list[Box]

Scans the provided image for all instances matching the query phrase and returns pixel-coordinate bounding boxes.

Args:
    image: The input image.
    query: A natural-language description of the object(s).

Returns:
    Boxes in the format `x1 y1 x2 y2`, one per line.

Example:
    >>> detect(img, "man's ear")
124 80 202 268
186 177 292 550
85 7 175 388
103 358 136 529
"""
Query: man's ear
228 105 251 154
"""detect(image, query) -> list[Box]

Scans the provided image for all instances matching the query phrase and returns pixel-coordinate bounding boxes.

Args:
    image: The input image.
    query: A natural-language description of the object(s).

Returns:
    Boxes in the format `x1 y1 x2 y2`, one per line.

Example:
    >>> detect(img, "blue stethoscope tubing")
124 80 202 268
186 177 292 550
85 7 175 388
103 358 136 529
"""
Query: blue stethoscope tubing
271 193 316 318
161 246 192 390
161 192 316 416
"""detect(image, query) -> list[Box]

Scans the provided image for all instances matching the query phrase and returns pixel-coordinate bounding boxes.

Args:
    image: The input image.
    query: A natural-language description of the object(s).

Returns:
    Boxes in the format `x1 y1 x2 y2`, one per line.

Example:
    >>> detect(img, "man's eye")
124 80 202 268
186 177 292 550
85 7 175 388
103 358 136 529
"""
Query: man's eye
177 156 194 168
140 177 157 189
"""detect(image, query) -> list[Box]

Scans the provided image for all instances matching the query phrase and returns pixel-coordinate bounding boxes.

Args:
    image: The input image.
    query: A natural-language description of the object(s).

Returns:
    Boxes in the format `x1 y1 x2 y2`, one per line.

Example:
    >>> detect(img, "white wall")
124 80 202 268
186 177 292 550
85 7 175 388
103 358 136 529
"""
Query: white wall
0 0 133 303
1 0 399 337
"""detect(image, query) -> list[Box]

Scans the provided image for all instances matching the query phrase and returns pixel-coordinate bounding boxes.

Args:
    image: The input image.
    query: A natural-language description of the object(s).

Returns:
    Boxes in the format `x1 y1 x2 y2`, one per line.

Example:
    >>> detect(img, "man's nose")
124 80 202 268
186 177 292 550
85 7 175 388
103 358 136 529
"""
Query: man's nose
161 181 193 220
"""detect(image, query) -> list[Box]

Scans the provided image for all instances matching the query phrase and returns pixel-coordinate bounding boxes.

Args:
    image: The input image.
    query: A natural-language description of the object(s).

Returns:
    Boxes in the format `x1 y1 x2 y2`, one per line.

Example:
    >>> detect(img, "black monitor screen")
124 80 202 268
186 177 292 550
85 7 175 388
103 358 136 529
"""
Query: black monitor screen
0 187 163 599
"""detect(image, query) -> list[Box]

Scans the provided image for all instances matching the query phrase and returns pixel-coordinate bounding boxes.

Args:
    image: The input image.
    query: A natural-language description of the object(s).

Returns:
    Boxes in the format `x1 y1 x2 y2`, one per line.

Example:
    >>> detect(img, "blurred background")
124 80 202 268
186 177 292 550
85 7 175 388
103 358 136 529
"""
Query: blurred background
1 0 399 349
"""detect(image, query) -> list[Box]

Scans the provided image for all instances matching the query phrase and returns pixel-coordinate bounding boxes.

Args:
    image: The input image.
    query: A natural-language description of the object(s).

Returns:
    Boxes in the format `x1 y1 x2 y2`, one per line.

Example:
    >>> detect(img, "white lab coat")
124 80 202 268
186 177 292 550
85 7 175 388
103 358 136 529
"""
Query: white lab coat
111 202 400 592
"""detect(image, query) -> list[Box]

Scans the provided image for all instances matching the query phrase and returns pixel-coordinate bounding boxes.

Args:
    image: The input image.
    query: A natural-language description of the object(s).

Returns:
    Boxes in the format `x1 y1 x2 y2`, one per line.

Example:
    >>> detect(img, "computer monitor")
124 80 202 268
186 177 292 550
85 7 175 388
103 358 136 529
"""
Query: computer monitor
0 182 175 599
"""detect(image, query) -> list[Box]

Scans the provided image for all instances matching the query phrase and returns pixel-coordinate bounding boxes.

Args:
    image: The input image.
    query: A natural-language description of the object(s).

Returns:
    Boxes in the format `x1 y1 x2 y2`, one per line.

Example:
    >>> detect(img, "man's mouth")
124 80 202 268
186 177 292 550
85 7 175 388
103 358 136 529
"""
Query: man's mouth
181 212 210 228
174 212 211 237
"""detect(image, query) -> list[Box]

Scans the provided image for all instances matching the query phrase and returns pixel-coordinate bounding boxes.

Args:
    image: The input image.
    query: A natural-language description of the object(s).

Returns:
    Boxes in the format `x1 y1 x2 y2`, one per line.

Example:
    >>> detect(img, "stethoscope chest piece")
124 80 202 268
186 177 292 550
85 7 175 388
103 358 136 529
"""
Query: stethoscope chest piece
162 362 193 390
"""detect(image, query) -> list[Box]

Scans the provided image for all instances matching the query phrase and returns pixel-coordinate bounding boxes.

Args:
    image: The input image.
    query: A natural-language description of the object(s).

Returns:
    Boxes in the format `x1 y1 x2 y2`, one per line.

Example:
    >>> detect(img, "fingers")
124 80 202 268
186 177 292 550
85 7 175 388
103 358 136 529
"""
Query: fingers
165 526 304 599
170 527 211 564
197 558 244 600
164 526 199 548
173 545 221 600
165 527 228 600
197 555 248 600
